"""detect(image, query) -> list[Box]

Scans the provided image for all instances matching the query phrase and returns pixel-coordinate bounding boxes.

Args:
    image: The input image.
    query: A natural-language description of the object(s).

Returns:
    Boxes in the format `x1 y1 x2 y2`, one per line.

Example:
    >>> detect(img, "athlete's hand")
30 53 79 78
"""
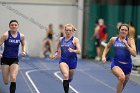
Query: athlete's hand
102 56 106 63
22 51 26 57
122 39 128 46
51 52 60 59
51 52 57 59
49 53 53 58
68 47 74 53
50 53 57 59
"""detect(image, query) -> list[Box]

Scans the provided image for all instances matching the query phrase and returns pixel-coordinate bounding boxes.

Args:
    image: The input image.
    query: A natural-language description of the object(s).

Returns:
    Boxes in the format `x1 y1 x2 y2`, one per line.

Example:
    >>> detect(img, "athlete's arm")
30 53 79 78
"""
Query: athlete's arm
20 33 26 56
93 26 100 37
0 32 8 46
0 32 8 58
91 26 99 40
102 37 116 63
0 36 4 46
48 39 53 54
56 37 63 52
46 30 49 38
69 37 81 54
123 38 136 57
51 37 62 59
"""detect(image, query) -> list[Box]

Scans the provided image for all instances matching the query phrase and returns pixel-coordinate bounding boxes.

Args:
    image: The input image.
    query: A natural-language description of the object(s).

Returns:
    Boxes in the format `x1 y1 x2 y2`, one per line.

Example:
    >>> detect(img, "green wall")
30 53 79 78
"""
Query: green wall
85 4 140 58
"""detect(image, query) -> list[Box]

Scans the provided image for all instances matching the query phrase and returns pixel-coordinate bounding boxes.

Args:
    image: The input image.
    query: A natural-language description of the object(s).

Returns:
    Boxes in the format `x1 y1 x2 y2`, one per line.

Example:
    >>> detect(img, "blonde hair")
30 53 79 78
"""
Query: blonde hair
65 24 77 31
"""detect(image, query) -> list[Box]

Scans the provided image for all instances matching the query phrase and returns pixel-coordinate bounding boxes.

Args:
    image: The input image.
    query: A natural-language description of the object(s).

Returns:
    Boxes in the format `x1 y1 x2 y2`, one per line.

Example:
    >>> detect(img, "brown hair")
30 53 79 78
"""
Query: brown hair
9 20 18 26
118 24 129 31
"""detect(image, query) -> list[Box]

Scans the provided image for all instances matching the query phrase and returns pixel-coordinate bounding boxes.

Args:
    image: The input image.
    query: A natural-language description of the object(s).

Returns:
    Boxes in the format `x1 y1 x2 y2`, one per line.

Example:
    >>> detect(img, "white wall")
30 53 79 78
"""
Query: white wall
0 0 77 3
77 0 84 58
0 1 79 57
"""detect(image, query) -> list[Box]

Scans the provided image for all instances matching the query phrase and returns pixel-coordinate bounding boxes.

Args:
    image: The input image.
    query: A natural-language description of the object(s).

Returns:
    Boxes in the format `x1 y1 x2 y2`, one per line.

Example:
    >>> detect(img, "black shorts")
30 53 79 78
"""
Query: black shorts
95 38 100 47
1 57 19 66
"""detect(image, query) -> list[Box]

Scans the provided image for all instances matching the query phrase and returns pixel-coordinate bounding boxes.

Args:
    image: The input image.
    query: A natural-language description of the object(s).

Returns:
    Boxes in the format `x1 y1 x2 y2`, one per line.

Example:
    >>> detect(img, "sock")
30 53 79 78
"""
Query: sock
10 82 16 93
63 80 69 93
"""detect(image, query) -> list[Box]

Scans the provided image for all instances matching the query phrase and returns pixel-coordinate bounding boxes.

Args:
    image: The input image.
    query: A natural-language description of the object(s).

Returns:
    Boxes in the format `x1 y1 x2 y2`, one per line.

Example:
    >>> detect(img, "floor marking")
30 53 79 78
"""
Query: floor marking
20 70 35 93
54 71 79 93
25 69 47 93
81 71 116 91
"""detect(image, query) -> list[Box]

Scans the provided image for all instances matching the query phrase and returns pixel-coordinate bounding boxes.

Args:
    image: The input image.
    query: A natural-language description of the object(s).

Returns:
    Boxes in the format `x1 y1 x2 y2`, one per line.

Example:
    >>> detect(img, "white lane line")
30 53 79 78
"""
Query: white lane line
81 71 116 91
25 69 47 93
20 70 35 93
25 59 51 93
54 71 79 93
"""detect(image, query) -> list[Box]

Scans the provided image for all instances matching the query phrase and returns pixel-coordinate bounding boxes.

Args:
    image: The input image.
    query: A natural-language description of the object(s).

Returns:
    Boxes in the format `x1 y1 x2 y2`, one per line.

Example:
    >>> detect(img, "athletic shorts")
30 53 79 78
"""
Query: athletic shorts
59 59 77 69
111 61 132 75
1 57 19 66
95 38 100 47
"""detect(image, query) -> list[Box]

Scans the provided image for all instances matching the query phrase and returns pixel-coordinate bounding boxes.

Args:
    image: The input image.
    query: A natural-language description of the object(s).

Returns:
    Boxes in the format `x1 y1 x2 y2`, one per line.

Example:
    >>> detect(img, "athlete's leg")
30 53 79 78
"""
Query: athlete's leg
41 39 48 57
95 39 101 60
59 62 69 93
59 62 69 80
9 64 19 93
122 74 130 90
1 65 10 85
112 66 125 93
68 69 75 82
48 39 53 52
96 47 101 57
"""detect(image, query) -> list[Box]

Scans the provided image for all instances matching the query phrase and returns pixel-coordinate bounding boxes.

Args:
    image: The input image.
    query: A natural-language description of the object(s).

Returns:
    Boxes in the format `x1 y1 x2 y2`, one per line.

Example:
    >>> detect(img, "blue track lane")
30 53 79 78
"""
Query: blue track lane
0 58 140 93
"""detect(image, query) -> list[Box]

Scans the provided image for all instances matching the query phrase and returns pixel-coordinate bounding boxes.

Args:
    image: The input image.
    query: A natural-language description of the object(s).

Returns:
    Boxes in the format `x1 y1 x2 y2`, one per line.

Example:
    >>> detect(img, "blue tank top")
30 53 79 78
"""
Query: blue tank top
60 36 77 62
2 31 21 58
113 37 132 63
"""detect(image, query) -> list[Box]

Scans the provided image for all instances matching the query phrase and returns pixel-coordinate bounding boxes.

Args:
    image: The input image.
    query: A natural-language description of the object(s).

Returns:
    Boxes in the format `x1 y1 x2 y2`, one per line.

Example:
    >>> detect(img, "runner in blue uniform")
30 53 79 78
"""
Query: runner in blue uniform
102 24 136 93
0 20 26 93
52 24 81 93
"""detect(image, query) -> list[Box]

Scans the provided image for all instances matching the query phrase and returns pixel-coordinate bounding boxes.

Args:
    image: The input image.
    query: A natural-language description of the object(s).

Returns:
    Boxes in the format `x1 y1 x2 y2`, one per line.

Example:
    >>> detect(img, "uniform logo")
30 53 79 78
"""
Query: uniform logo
9 39 20 43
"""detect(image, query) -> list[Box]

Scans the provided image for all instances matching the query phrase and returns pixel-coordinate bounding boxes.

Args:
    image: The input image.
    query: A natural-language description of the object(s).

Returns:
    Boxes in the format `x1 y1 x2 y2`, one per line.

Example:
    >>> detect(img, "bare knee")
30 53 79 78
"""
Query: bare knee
10 76 16 82
118 75 125 83
63 73 69 80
